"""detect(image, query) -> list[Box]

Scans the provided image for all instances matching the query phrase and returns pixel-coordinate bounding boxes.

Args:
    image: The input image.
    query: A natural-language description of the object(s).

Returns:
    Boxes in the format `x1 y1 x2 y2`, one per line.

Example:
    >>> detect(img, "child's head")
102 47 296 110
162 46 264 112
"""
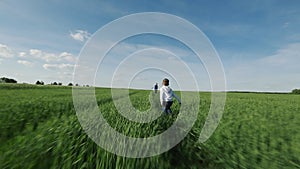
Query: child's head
162 78 169 86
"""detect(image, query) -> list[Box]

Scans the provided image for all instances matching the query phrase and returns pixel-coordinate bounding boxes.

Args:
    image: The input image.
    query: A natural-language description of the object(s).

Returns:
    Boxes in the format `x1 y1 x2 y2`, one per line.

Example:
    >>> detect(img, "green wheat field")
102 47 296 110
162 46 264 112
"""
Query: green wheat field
0 83 299 169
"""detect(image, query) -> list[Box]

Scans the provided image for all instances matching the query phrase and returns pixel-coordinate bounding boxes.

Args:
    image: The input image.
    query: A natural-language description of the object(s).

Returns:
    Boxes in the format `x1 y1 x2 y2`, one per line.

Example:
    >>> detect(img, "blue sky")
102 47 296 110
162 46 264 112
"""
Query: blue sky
0 0 300 91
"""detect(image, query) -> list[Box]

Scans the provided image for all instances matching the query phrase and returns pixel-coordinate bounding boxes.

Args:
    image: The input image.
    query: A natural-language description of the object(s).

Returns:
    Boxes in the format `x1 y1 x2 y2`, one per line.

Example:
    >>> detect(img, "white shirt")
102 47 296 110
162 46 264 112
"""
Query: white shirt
160 85 181 105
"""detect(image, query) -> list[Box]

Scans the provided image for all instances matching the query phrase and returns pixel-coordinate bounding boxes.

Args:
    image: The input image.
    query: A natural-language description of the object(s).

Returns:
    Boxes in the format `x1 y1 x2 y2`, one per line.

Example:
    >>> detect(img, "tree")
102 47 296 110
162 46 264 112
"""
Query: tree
58 82 62 86
52 82 58 85
292 89 300 94
0 77 17 83
35 80 44 85
68 83 73 86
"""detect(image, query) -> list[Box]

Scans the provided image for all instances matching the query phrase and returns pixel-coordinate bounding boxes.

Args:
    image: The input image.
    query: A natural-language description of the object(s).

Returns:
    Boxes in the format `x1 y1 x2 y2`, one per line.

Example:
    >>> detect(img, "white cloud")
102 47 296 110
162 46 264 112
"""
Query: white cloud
59 52 77 63
0 44 14 58
2 46 76 64
70 30 91 42
0 43 77 84
43 63 75 71
282 22 290 29
24 49 77 63
17 60 34 67
260 43 300 67
226 43 300 92
19 52 26 57
28 49 61 62
29 49 42 57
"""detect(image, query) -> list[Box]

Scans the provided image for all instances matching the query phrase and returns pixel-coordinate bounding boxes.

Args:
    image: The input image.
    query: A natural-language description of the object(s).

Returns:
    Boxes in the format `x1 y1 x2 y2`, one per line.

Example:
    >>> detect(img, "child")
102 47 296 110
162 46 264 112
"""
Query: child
154 83 158 93
160 78 181 114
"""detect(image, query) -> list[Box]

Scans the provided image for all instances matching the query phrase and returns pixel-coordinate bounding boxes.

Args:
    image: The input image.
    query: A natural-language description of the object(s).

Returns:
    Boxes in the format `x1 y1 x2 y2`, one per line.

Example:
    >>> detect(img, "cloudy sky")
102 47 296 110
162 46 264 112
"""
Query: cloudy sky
0 0 299 92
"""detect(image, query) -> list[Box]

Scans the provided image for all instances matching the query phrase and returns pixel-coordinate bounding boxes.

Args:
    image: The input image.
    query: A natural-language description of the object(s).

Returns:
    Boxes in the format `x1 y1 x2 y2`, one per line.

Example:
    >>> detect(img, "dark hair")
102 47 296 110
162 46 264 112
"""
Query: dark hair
162 78 169 86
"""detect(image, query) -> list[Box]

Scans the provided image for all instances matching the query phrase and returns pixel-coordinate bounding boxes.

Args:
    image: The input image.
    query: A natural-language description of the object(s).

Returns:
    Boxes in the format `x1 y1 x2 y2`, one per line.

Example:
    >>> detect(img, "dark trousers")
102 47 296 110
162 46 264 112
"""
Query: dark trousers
163 101 173 114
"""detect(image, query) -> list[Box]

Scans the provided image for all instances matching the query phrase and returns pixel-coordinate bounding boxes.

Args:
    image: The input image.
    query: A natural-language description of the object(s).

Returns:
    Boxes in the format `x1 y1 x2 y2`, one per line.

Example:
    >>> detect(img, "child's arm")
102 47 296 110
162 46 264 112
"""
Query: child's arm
172 92 181 104
159 89 164 106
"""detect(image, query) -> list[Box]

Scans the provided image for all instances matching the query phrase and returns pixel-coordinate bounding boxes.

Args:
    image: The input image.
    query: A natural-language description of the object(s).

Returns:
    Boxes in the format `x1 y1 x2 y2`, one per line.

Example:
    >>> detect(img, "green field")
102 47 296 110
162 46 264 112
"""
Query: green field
0 84 299 169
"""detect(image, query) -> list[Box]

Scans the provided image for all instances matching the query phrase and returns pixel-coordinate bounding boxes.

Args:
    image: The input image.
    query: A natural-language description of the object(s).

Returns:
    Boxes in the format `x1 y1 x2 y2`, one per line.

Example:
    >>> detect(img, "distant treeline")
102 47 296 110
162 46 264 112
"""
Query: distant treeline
35 80 77 86
0 77 17 83
292 89 300 94
0 77 86 87
227 91 289 94
1 76 300 94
